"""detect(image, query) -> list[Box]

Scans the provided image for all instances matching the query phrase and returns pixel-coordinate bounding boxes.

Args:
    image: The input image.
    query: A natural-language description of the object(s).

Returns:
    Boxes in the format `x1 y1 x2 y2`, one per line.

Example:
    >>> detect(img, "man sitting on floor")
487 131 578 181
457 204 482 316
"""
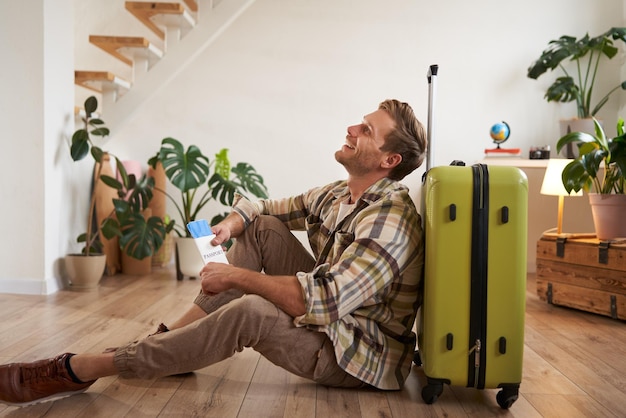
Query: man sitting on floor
0 99 427 406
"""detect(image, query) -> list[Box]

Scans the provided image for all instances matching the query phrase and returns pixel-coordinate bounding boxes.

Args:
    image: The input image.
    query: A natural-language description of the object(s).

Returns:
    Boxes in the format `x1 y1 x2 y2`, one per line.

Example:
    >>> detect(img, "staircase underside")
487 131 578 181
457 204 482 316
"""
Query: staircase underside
75 0 257 131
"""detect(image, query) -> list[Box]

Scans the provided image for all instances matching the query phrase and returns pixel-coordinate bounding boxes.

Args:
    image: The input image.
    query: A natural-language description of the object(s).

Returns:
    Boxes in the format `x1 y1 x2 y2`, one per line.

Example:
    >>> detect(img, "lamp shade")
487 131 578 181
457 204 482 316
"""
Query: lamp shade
540 159 583 197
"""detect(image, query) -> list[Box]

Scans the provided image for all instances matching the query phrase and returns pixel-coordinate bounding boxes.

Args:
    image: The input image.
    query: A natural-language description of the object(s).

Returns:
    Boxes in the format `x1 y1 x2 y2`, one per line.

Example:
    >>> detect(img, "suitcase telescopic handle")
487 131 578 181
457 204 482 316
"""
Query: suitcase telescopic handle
426 64 438 171
427 64 438 83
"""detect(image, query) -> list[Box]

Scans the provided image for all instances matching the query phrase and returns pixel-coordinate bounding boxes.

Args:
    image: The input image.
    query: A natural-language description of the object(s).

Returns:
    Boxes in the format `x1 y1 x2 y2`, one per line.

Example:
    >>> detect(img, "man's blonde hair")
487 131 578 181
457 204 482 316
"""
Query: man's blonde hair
378 99 427 181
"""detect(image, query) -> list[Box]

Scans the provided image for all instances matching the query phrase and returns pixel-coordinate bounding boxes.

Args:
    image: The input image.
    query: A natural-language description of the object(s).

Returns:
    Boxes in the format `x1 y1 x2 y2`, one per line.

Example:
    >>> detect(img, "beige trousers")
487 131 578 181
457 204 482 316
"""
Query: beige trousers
114 216 367 388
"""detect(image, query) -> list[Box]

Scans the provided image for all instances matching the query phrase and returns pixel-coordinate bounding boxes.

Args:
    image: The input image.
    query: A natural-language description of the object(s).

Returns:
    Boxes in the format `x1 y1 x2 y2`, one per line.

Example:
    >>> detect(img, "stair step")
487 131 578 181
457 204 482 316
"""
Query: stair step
89 35 164 67
183 0 197 12
125 2 196 40
74 71 131 95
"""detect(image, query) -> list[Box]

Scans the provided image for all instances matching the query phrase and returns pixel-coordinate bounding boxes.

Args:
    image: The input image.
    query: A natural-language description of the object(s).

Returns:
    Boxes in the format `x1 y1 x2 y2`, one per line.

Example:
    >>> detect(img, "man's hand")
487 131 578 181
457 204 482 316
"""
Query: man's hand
209 224 232 247
199 262 306 317
209 212 245 247
199 262 242 295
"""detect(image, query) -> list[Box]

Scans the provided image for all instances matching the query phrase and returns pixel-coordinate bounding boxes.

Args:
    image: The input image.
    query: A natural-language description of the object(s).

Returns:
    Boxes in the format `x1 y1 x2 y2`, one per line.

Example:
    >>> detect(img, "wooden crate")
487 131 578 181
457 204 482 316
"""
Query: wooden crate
536 234 626 320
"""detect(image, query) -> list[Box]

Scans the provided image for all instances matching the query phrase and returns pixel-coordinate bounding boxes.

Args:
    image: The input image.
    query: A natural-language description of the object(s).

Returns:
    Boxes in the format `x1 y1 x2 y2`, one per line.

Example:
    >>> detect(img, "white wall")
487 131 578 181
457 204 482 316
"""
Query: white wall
101 0 626 213
0 0 74 294
0 0 624 294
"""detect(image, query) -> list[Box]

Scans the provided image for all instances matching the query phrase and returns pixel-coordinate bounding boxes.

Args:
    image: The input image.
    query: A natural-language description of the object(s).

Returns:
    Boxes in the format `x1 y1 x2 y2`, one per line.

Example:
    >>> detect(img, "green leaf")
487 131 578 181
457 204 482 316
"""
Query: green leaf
527 35 579 79
159 137 210 193
206 162 269 207
231 162 269 199
592 118 609 151
214 148 231 179
556 131 595 154
562 160 589 193
208 173 237 206
84 96 98 116
116 158 130 189
545 77 579 103
101 217 121 240
100 174 123 190
125 175 155 212
70 129 90 161
119 214 166 260
90 127 110 137
91 146 104 163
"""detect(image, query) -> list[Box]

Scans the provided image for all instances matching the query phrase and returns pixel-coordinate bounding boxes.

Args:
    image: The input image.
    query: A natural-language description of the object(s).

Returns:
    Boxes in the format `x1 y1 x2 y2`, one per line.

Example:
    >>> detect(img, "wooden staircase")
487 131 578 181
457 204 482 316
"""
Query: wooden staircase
74 70 131 101
88 36 164 69
75 0 256 127
124 2 195 41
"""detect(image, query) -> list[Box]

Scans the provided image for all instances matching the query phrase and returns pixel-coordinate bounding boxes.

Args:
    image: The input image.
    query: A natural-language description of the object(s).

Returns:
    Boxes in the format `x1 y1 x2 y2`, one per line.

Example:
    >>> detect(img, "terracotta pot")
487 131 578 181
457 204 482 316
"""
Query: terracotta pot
65 253 106 291
94 154 120 275
120 207 154 275
121 252 152 275
588 194 626 240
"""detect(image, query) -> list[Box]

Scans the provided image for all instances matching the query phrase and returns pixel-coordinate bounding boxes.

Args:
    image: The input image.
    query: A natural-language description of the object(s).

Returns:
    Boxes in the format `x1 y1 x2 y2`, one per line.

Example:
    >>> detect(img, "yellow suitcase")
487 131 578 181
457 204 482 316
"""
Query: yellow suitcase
418 163 528 409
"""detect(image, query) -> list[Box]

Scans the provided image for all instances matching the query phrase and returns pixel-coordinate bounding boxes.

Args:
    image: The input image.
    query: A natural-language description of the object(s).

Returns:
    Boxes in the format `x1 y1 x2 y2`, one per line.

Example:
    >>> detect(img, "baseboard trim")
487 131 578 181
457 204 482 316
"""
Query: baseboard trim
0 277 60 295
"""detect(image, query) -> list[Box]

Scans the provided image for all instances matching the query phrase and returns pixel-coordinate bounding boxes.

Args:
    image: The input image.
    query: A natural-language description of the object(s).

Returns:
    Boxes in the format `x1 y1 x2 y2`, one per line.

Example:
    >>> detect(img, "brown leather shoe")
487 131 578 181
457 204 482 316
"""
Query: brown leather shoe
0 353 96 406
148 323 170 337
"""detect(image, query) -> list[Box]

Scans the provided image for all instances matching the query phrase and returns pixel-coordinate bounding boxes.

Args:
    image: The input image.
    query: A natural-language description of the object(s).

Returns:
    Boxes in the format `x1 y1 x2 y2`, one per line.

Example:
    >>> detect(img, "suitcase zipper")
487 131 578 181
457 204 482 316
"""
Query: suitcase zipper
468 164 489 389
469 339 482 387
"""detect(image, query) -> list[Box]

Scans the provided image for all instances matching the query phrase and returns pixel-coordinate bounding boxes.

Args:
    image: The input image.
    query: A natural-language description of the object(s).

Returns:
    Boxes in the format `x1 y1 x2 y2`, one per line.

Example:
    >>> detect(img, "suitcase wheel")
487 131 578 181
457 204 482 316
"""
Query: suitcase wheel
496 386 519 409
421 382 444 404
412 350 422 366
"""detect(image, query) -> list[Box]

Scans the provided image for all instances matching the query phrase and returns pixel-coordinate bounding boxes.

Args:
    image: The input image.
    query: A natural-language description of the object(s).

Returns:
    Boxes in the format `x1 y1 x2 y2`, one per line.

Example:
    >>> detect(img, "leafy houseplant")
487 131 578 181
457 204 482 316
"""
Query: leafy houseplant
148 137 269 238
557 118 626 240
527 27 626 118
556 118 626 194
71 96 171 261
148 137 269 279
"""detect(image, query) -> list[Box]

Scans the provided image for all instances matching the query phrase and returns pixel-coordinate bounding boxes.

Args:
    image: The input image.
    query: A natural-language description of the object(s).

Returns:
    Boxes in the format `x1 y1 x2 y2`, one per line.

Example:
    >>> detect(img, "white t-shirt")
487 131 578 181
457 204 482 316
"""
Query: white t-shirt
336 201 356 227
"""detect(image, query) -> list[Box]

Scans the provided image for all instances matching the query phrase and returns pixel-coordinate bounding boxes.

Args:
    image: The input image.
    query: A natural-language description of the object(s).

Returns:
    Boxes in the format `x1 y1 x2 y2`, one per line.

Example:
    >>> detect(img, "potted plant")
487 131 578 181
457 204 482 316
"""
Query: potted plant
527 27 626 156
100 170 172 275
557 117 626 240
148 137 268 279
67 96 171 287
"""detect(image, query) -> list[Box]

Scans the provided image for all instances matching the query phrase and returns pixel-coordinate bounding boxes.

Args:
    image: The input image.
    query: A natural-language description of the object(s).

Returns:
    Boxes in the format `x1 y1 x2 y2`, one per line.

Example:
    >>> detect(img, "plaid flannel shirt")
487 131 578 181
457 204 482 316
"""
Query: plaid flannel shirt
232 178 424 389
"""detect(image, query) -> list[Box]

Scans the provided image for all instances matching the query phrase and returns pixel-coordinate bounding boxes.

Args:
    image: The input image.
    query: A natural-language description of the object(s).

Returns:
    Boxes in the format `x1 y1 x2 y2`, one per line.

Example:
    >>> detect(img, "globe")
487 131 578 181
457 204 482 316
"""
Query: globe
490 121 510 145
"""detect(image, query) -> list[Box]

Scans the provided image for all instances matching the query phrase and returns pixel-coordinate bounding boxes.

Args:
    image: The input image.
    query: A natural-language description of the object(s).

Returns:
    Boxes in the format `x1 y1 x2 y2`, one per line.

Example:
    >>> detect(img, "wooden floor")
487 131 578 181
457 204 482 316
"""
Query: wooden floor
0 268 625 417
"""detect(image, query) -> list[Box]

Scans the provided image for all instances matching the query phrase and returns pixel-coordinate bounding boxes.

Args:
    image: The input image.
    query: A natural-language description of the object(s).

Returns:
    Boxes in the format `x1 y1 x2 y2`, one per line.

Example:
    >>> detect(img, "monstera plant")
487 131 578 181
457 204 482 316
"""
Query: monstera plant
148 137 269 238
527 27 626 118
148 137 268 279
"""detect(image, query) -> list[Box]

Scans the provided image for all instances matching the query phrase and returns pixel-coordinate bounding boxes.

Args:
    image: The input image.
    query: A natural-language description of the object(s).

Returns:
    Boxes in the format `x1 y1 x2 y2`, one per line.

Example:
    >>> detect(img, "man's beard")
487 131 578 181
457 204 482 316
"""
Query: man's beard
335 149 370 176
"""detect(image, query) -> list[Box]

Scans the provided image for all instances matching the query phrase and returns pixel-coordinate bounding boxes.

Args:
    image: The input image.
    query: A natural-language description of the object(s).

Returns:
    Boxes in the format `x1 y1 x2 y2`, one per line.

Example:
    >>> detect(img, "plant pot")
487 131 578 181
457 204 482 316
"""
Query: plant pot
65 253 106 291
588 194 626 240
175 236 204 280
94 153 120 275
121 251 152 276
559 119 602 158
152 232 173 267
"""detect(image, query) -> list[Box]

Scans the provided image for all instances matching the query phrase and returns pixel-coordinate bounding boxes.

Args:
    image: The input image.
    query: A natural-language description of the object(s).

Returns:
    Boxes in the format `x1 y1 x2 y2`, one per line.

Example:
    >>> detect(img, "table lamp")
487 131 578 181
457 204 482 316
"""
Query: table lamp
540 159 583 235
